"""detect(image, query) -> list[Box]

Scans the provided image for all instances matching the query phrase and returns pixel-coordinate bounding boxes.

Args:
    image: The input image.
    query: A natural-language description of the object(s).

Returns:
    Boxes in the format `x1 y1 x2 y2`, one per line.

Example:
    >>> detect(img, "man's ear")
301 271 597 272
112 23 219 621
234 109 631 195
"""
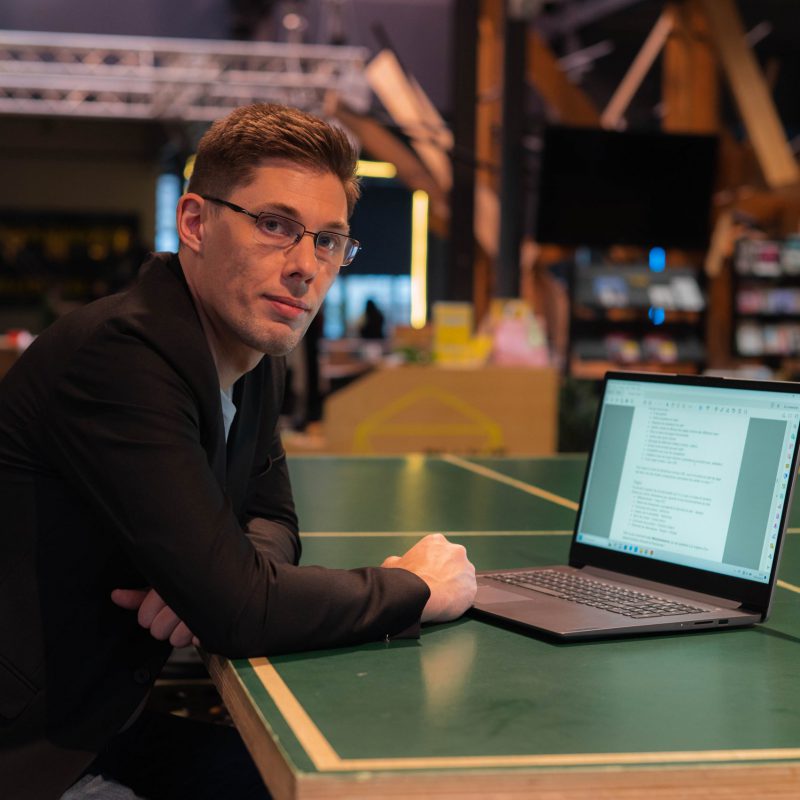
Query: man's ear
176 193 205 254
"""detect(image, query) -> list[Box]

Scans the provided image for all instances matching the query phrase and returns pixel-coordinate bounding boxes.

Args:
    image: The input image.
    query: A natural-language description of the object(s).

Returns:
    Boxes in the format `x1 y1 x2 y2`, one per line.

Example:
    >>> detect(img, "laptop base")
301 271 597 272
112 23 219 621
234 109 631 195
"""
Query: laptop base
472 565 760 641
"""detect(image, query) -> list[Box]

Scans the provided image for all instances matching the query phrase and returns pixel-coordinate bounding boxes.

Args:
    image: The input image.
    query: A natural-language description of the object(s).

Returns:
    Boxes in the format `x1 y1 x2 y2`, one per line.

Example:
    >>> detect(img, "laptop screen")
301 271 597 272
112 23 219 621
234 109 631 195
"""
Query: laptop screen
575 376 800 584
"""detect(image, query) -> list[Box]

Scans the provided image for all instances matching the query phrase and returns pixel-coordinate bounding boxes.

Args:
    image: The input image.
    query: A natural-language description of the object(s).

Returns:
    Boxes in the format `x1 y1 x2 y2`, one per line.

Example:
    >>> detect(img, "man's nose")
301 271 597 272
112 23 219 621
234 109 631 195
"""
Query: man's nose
284 232 319 281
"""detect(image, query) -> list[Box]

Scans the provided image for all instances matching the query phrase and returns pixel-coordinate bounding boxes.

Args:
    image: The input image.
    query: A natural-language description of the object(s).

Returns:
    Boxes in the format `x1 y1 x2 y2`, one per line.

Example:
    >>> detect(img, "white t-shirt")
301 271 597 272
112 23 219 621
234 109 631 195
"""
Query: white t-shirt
220 387 237 441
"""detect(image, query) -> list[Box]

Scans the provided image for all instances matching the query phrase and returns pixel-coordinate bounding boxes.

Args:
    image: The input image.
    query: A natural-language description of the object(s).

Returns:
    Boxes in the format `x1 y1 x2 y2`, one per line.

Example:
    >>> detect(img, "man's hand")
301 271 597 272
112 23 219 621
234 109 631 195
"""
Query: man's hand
111 588 199 648
381 533 477 623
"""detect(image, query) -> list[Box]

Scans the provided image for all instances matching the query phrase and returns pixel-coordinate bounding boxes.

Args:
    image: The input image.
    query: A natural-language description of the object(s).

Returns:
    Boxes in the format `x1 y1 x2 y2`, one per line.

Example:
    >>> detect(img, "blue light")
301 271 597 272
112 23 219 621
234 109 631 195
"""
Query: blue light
155 173 181 252
649 246 666 272
648 306 666 325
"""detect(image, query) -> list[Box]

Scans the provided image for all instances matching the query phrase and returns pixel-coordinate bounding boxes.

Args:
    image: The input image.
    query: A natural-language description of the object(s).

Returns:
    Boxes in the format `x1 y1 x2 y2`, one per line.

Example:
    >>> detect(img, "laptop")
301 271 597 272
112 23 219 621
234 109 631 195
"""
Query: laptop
472 371 800 640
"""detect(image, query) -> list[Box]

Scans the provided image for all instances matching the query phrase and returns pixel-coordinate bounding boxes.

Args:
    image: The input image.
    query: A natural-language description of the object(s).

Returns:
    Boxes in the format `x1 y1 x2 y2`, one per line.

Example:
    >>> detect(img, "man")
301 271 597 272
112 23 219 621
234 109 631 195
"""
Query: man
0 103 476 799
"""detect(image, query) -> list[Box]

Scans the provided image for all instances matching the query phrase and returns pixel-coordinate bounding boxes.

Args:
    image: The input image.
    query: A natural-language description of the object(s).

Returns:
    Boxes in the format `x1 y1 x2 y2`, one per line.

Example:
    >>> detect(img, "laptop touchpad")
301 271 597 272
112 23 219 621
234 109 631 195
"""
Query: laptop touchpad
476 586 528 605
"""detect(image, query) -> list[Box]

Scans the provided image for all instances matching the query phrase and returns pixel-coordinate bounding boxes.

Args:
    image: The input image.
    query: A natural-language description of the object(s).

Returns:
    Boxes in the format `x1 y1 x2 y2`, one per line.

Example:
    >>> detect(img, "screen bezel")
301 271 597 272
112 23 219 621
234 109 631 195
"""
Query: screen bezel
568 371 800 614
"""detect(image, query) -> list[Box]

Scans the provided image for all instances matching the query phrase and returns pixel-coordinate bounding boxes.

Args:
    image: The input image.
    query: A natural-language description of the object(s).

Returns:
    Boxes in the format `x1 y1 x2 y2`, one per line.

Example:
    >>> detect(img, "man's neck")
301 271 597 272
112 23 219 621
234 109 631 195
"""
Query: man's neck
209 341 262 393
199 311 262 393
180 256 262 391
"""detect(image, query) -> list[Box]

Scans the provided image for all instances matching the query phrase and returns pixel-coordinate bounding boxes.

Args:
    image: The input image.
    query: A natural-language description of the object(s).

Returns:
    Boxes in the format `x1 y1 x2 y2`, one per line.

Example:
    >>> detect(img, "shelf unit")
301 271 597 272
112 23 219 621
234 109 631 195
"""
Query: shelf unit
567 262 706 378
733 238 800 364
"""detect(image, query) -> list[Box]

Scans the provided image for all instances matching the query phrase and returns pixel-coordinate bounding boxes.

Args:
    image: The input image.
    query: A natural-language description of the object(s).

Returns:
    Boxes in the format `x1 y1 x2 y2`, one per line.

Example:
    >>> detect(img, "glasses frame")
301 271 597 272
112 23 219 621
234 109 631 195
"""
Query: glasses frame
201 195 361 267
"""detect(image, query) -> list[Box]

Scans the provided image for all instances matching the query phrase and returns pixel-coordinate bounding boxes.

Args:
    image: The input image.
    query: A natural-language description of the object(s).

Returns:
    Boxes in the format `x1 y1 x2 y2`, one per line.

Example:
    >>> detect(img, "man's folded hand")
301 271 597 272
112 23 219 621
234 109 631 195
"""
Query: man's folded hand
111 588 199 648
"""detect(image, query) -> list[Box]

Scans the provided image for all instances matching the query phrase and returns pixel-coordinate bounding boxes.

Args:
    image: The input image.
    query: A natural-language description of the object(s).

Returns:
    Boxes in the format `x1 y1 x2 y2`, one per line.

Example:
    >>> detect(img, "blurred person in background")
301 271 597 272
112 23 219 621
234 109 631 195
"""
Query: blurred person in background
358 297 385 339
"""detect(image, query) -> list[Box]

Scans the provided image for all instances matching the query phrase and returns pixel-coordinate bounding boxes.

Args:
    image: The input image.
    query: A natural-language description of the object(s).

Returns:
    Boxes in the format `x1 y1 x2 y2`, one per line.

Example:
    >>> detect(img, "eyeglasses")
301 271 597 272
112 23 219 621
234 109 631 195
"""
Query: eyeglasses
201 195 361 268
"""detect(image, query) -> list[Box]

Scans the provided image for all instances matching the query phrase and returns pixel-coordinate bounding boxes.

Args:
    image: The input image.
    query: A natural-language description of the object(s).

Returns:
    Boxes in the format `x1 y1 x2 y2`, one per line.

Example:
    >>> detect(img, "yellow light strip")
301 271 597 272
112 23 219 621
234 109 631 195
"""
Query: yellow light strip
183 153 195 181
410 189 429 329
355 159 397 178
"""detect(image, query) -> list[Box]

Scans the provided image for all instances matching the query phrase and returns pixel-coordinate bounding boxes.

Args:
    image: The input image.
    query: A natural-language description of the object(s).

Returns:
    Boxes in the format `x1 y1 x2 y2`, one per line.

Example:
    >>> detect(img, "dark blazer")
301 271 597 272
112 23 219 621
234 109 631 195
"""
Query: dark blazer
0 253 428 798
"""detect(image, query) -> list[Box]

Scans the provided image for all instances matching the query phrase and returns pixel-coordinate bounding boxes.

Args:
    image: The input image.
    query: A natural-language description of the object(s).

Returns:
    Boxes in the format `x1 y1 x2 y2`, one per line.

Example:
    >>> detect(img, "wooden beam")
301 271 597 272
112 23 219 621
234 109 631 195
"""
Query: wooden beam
601 7 673 129
475 1 503 199
474 183 500 260
327 99 449 238
662 0 719 133
704 221 734 366
698 0 800 189
526 30 600 126
446 0 480 305
497 12 526 298
366 49 453 193
473 0 505 321
703 209 733 279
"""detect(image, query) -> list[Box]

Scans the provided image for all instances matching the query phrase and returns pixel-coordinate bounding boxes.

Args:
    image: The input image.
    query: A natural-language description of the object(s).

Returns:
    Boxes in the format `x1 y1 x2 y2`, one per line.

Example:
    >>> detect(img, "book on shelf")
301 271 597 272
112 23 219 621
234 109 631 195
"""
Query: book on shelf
736 323 800 357
573 334 702 365
735 238 800 277
647 283 675 310
670 276 705 311
592 275 629 308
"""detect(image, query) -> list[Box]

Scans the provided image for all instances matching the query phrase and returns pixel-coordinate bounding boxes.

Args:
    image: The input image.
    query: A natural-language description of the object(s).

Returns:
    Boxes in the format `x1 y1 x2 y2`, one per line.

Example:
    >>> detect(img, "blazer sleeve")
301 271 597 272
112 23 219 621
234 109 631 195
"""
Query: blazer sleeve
242 434 302 567
44 325 429 657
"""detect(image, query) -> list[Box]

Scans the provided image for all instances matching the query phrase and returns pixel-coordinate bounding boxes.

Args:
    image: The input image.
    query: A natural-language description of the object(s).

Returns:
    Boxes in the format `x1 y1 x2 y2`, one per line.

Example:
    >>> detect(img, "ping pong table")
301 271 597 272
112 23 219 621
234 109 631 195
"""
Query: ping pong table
207 454 800 798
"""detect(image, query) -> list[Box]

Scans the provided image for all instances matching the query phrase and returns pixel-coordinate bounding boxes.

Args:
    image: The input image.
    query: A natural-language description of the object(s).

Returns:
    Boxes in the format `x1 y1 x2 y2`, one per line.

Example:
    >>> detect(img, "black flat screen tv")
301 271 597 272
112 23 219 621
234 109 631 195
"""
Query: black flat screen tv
534 125 718 249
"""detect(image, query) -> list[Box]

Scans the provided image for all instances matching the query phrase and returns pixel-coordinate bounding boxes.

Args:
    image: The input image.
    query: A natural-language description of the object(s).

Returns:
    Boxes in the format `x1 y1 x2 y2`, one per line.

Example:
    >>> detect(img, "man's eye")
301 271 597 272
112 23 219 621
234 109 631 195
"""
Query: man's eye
258 215 290 236
316 233 341 253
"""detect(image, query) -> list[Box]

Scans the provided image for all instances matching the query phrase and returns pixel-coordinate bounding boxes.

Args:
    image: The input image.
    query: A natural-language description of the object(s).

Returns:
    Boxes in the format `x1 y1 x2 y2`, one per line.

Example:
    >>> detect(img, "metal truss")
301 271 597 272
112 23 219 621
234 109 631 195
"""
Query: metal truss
0 29 371 122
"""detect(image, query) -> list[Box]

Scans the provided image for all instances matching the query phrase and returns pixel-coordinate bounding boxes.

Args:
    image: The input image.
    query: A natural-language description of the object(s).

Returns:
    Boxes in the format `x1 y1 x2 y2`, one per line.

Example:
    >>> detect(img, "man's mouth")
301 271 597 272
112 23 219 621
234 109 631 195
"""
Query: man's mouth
263 295 311 320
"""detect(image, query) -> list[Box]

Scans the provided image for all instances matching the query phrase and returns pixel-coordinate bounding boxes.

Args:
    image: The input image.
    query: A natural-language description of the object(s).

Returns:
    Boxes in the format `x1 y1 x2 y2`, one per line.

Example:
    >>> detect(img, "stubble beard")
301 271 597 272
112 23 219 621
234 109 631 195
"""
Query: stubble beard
238 315 311 357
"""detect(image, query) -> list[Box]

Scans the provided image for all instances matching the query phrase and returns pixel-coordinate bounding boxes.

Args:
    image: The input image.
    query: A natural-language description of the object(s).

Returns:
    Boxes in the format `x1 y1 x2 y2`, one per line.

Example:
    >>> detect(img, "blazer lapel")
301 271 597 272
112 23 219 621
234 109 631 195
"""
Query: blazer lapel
225 371 260 517
210 402 228 491
135 253 230 493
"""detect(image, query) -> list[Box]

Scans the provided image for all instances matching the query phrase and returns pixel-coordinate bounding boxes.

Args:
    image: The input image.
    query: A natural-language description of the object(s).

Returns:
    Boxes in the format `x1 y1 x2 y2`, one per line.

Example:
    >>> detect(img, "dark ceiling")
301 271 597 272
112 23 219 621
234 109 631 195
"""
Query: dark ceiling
565 0 800 134
0 0 796 136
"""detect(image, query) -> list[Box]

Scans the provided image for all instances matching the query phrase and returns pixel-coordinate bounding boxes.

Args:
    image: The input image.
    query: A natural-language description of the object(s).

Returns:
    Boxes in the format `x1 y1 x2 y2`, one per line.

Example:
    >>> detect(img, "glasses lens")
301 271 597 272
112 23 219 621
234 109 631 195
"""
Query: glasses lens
315 233 360 267
253 213 303 245
252 212 359 268
314 232 345 266
340 238 360 267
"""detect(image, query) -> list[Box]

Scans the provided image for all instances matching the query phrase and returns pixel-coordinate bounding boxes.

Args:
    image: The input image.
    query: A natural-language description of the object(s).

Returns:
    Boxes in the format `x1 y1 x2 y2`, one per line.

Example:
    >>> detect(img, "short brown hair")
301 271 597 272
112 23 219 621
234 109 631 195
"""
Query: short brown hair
187 103 361 216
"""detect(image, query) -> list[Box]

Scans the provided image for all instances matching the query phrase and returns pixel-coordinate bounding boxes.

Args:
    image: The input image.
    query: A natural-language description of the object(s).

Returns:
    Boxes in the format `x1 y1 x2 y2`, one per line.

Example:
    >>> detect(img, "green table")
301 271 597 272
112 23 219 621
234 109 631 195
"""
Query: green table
207 455 800 799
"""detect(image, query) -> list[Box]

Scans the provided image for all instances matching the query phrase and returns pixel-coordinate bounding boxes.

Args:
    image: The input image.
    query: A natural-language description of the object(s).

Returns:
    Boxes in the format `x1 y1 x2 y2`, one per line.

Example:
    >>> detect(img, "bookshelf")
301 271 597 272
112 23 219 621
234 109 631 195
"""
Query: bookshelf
733 238 800 364
568 261 706 379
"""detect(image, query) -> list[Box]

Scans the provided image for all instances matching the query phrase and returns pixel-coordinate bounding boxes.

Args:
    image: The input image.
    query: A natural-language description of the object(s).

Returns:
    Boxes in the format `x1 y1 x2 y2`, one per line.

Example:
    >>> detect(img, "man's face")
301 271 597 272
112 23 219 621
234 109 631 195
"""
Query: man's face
189 161 349 358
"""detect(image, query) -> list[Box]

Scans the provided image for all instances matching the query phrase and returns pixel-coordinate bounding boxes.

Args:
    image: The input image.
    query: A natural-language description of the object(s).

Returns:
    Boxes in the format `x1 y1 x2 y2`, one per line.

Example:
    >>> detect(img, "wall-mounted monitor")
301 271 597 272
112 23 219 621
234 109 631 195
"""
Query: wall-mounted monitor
535 125 718 249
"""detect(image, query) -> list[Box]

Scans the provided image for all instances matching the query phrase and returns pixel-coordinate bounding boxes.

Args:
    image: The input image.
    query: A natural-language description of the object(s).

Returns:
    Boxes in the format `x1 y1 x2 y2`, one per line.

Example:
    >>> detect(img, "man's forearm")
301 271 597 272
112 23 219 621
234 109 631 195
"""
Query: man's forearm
245 517 301 565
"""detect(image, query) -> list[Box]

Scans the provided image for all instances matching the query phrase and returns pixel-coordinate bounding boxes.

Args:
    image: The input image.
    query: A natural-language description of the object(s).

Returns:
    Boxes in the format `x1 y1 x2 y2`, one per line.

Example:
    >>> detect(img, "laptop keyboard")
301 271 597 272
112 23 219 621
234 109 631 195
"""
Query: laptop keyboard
485 569 706 618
